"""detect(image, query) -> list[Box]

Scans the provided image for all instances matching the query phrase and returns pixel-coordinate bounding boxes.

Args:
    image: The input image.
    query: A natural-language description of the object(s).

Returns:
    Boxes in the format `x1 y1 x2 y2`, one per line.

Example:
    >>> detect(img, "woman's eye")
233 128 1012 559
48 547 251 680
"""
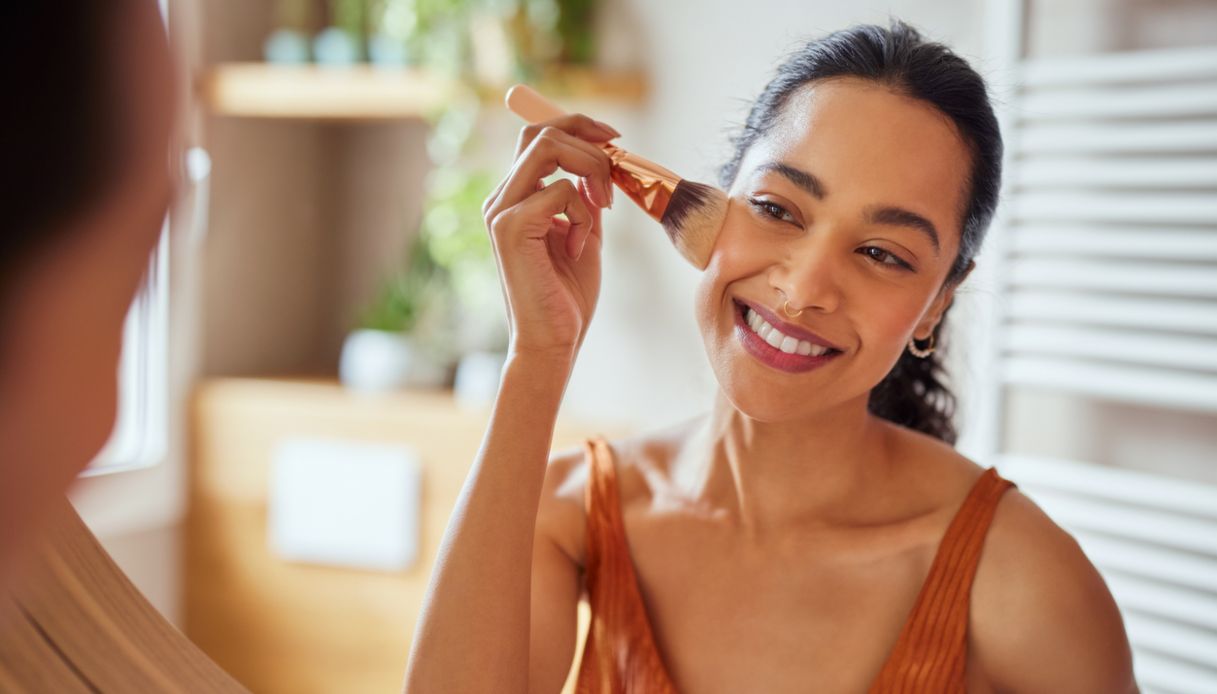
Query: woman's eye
747 197 797 225
858 246 914 271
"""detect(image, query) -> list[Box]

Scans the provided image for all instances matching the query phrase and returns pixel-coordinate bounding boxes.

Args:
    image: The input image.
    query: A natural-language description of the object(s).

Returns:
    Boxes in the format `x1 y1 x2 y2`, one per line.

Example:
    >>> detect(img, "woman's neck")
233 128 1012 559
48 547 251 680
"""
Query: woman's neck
679 389 897 541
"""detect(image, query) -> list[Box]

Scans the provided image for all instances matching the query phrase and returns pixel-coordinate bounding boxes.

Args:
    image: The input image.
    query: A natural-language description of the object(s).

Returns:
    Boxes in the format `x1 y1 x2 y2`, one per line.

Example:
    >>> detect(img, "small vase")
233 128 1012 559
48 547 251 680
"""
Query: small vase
369 32 411 67
313 26 361 65
264 28 311 63
339 329 448 393
453 351 508 409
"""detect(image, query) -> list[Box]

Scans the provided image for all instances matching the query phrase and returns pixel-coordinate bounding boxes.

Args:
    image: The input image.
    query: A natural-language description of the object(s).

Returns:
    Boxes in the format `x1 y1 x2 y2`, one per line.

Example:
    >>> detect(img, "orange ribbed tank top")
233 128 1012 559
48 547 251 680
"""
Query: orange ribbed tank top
573 436 1016 693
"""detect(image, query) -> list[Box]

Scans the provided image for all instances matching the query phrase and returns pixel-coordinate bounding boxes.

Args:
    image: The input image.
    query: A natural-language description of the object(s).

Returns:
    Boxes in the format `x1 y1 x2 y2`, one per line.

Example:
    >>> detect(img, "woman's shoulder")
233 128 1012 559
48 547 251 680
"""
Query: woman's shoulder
537 420 700 569
885 423 1137 690
968 486 1137 691
963 469 1137 692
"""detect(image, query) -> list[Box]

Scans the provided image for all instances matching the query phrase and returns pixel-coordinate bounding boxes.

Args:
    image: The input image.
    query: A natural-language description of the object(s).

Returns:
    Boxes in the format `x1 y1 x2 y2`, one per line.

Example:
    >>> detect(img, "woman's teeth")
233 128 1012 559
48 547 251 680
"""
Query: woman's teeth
745 306 832 357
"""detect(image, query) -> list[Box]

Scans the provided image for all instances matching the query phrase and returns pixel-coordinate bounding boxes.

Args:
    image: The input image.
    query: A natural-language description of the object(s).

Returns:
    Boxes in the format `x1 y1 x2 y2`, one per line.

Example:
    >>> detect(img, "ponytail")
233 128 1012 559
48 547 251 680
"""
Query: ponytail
868 311 959 444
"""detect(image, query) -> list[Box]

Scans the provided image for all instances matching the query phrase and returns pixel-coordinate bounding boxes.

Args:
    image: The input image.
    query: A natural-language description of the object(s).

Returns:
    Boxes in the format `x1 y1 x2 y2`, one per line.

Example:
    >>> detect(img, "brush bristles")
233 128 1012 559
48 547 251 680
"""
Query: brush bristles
660 180 728 270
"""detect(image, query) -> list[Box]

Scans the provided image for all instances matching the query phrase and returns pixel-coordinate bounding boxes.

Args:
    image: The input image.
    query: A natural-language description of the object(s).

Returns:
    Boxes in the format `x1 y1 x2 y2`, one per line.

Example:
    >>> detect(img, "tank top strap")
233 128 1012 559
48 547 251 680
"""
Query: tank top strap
868 466 1017 693
577 436 679 693
583 436 636 579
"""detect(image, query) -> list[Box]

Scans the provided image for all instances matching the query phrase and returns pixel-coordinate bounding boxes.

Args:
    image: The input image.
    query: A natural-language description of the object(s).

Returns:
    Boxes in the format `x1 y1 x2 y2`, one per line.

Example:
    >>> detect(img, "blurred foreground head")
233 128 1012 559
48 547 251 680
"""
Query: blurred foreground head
0 1 176 583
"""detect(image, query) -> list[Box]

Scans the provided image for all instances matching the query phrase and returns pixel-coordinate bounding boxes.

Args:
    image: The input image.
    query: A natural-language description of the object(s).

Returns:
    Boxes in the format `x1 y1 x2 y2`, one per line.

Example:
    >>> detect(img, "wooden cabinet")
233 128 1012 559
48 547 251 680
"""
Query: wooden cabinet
186 377 624 693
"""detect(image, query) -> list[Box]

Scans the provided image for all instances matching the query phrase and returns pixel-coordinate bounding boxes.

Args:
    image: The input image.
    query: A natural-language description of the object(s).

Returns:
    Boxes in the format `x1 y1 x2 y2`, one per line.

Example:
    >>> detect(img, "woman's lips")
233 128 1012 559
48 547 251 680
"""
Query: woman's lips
734 298 842 351
733 300 842 374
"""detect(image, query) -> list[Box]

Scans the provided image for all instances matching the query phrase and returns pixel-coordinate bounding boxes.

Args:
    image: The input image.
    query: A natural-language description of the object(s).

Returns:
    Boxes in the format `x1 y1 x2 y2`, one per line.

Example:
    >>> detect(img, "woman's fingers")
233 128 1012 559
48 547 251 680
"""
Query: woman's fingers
572 177 602 255
476 112 616 358
484 113 615 217
546 128 615 208
513 113 618 159
479 111 615 265
540 177 602 261
541 178 594 260
490 127 612 215
491 177 593 260
516 121 614 202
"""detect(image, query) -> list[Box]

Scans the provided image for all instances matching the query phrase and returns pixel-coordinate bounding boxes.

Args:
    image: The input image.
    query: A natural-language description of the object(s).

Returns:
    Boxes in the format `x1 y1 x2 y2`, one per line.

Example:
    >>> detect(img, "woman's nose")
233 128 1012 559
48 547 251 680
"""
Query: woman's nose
770 238 842 314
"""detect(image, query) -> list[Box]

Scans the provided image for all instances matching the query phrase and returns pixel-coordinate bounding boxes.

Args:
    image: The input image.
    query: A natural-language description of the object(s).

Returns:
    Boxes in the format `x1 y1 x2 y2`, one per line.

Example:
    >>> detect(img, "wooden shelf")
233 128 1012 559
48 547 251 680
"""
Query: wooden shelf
199 62 648 121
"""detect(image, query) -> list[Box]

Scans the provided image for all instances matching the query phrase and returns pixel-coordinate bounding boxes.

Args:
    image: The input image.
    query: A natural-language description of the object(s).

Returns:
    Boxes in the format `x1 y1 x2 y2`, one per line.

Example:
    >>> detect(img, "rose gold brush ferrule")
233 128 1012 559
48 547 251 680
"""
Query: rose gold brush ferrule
601 145 680 224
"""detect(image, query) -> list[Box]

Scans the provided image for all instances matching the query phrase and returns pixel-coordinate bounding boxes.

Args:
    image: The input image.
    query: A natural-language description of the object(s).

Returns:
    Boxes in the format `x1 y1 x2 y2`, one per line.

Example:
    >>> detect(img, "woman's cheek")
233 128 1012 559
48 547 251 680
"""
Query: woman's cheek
695 218 752 329
867 298 924 358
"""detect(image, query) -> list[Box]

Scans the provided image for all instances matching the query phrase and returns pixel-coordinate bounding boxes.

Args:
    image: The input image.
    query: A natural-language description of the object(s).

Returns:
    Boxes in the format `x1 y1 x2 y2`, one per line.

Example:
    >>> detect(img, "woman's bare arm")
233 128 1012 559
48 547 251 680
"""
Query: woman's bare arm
403 352 573 693
527 447 588 693
403 110 615 693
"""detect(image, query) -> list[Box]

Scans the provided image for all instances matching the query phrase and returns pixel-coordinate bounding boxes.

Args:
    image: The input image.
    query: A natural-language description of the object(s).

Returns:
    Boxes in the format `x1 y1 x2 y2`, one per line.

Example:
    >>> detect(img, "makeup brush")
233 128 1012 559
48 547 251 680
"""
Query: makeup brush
504 84 727 270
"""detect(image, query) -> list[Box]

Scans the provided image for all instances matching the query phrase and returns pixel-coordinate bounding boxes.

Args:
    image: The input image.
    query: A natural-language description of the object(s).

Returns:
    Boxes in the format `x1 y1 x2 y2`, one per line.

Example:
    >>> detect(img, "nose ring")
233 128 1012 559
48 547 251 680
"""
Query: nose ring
782 300 803 318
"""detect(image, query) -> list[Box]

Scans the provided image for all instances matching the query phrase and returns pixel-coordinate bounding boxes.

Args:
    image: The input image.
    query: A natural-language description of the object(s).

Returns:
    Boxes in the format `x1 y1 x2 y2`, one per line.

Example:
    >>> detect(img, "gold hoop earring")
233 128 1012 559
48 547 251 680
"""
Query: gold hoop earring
908 333 936 358
782 300 803 318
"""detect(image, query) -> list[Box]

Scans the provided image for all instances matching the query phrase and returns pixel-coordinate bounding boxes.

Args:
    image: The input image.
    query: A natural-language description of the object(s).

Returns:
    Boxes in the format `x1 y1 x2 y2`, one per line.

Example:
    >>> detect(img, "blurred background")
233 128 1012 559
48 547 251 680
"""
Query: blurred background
66 0 1217 692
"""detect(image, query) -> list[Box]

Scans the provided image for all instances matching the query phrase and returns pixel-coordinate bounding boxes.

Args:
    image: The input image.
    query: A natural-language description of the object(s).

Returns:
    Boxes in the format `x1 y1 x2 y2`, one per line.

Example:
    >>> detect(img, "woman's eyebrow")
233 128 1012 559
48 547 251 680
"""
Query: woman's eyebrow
758 160 940 256
864 205 941 256
758 161 826 199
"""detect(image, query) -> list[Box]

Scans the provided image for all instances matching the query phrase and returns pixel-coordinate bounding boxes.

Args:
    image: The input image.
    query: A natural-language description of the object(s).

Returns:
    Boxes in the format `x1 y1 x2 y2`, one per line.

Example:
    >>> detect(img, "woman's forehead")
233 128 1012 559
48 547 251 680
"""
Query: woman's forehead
739 78 972 219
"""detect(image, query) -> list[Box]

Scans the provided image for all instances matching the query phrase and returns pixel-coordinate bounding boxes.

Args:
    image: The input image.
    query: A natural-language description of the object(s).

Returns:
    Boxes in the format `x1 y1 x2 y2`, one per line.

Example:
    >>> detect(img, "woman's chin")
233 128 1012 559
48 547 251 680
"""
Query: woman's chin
715 378 816 423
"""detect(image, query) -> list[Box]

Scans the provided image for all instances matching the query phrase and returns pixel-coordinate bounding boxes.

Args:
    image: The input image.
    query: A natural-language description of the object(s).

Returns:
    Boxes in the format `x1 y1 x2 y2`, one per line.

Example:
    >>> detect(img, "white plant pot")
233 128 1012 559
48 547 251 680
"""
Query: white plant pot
369 32 410 67
313 26 360 66
263 28 311 64
453 350 507 409
339 330 448 393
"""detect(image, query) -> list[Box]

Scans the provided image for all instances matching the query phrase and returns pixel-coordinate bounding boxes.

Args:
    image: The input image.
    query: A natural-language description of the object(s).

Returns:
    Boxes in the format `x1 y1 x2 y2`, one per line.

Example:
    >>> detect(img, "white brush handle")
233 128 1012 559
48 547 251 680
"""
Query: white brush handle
504 84 569 123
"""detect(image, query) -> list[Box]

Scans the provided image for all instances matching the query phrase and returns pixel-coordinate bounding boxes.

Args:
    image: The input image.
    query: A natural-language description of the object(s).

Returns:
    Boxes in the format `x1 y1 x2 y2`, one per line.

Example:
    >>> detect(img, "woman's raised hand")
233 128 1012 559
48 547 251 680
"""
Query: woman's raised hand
481 114 619 363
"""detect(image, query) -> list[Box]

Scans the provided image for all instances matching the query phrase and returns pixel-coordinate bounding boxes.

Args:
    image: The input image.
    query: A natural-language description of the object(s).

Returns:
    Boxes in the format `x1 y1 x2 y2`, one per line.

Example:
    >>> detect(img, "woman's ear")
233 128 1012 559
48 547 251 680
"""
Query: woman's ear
914 259 975 338
959 259 976 283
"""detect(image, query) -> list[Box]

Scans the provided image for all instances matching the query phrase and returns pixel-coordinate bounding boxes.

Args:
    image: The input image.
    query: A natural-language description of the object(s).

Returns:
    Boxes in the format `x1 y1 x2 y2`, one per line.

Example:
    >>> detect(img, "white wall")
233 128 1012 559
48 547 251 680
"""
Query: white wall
1002 0 1217 484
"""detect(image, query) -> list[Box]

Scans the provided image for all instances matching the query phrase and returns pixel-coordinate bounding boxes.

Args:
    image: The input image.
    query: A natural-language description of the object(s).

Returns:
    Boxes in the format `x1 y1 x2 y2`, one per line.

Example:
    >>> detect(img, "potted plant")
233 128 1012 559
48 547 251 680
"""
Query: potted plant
264 0 314 63
368 0 418 66
339 234 457 393
314 0 365 65
416 166 511 406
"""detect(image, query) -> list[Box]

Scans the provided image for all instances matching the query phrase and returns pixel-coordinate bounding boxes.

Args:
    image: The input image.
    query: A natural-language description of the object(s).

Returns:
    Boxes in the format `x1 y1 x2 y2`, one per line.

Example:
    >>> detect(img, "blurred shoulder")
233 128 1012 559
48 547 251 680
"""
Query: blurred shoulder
537 418 704 568
536 440 594 568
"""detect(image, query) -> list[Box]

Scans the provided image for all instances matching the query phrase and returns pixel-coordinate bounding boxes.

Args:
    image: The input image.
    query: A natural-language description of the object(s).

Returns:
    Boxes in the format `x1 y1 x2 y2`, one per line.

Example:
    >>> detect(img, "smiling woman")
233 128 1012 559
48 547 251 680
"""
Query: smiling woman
700 74 978 441
405 18 1138 694
712 23 1002 446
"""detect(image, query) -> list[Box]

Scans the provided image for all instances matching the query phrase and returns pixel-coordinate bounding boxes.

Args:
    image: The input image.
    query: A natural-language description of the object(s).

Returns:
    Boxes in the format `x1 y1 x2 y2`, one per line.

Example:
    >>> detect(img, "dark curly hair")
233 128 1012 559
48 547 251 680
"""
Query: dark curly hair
717 19 1003 445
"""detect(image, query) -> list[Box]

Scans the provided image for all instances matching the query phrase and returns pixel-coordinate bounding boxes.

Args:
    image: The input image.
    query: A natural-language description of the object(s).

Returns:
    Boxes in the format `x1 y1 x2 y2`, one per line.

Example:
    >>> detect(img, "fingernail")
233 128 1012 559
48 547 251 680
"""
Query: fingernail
587 177 606 208
603 180 613 209
595 120 621 137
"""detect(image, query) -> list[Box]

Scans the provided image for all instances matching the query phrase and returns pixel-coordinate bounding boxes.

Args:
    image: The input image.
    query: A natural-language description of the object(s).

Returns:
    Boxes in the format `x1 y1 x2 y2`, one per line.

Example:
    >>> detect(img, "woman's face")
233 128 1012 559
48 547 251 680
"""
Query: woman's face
695 77 974 422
